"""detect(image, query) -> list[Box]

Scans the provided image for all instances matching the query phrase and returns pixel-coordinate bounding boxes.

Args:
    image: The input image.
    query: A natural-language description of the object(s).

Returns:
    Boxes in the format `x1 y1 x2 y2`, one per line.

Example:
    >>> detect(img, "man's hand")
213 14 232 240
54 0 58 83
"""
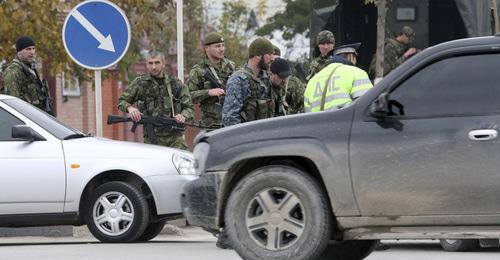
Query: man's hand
127 106 142 122
174 114 186 124
208 88 225 97
404 48 417 58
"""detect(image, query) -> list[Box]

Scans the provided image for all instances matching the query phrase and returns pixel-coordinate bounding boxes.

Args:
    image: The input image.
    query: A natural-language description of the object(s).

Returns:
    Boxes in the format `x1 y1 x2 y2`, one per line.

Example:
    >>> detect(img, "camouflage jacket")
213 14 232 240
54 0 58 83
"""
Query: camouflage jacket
383 38 409 76
222 64 271 126
186 57 236 126
306 55 330 81
2 59 49 110
118 74 193 136
285 75 305 114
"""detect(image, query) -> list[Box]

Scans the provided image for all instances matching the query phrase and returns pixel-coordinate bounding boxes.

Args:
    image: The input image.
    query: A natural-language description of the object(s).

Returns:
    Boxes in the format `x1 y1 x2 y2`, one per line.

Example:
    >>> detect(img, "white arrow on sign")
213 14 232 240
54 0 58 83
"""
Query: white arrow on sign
71 9 115 52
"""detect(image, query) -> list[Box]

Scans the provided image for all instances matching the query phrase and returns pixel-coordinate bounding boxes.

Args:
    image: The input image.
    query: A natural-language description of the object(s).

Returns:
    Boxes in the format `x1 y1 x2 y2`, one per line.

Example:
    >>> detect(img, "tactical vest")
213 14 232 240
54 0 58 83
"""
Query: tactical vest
239 69 273 122
136 76 182 119
9 60 51 113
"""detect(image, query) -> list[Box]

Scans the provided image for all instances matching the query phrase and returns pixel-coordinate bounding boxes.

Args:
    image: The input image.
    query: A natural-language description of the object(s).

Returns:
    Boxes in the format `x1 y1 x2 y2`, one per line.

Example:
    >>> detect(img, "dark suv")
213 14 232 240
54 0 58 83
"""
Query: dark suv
182 35 500 260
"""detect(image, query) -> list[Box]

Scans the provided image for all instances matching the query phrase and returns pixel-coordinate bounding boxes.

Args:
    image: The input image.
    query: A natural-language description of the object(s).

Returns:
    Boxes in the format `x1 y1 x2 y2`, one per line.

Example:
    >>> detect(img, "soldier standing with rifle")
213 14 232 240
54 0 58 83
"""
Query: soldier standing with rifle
2 36 53 115
117 50 193 150
187 32 236 128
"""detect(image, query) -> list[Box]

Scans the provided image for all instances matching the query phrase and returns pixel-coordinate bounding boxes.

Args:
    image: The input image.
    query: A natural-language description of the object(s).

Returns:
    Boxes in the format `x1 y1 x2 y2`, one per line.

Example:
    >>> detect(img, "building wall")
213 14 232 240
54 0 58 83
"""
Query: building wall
387 0 430 49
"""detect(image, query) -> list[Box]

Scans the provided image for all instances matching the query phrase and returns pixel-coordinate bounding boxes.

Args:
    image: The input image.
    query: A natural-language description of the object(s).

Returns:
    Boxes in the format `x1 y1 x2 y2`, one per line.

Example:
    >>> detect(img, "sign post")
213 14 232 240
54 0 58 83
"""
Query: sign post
62 0 131 136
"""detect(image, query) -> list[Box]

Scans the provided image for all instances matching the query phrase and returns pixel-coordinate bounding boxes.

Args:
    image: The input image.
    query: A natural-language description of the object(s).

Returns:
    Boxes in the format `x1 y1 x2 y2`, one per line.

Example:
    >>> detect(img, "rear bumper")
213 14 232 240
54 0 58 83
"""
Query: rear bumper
181 171 226 232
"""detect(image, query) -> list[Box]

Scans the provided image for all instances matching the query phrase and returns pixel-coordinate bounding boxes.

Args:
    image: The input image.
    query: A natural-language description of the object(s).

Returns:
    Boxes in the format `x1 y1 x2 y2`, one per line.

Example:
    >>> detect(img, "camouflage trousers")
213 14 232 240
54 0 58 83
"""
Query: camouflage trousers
144 131 187 150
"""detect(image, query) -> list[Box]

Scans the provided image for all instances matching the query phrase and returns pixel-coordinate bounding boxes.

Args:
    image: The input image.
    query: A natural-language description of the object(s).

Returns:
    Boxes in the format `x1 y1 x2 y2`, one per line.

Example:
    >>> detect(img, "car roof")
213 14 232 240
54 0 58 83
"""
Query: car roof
0 94 13 100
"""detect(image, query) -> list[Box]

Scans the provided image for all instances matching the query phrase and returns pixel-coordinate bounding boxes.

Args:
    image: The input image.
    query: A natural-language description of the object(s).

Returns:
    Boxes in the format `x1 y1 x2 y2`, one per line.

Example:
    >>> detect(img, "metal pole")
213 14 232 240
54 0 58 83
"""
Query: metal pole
177 0 184 82
95 70 103 137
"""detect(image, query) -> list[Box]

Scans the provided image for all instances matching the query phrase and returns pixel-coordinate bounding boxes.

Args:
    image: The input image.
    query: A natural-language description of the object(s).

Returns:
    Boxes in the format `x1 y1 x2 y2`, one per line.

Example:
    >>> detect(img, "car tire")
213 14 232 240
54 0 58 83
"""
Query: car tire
136 220 167 242
86 181 150 243
316 240 378 260
439 239 478 251
225 165 332 260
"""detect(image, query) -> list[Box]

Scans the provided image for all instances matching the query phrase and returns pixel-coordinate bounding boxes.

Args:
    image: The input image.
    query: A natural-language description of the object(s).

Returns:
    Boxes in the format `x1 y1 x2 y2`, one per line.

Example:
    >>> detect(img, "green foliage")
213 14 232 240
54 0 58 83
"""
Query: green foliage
0 0 205 82
256 0 311 40
217 0 253 66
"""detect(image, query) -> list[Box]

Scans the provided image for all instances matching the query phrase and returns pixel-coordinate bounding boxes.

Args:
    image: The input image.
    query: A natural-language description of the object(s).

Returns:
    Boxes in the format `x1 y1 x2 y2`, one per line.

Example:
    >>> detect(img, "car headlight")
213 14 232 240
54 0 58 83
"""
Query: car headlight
172 153 196 175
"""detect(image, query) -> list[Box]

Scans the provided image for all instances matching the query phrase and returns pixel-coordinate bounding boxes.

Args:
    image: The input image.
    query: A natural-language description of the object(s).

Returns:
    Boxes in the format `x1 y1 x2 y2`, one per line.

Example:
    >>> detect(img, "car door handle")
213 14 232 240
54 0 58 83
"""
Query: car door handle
468 129 498 141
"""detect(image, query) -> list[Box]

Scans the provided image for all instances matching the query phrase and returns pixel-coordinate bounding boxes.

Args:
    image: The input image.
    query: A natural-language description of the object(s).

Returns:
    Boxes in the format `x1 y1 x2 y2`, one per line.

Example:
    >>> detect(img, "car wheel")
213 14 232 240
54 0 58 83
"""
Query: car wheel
439 239 479 251
316 240 378 260
136 220 167 242
225 166 332 260
86 181 150 243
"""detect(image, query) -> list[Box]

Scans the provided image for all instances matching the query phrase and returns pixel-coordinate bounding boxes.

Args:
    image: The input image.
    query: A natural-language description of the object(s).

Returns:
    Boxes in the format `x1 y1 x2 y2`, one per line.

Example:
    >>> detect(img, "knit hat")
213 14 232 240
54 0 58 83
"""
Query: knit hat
15 36 35 52
273 45 281 56
204 32 224 45
270 58 291 78
316 30 335 45
248 38 274 57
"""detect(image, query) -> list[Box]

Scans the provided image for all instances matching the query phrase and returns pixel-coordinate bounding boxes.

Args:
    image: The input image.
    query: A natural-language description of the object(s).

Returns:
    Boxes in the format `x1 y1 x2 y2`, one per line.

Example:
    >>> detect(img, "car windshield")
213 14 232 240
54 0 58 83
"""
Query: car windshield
2 98 86 140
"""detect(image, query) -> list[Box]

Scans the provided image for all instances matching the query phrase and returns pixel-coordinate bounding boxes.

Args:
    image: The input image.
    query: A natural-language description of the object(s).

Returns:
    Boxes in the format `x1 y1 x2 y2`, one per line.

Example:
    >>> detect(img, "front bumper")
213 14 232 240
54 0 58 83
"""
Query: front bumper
181 171 226 232
145 174 198 215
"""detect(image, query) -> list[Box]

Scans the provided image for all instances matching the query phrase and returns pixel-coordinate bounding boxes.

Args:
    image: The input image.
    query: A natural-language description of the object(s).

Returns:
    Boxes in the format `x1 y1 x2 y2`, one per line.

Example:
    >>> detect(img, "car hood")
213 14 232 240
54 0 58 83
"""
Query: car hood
62 137 190 159
196 106 355 150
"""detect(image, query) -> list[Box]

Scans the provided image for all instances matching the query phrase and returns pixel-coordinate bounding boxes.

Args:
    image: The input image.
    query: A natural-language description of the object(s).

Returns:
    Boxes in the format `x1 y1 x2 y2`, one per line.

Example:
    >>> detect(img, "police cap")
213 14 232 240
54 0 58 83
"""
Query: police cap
316 30 335 45
333 42 361 56
248 38 274 57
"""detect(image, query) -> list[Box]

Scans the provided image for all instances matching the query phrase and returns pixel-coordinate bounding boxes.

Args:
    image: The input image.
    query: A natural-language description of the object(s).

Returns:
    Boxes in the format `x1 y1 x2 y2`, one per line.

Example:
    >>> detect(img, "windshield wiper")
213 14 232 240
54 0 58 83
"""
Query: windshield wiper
63 133 91 140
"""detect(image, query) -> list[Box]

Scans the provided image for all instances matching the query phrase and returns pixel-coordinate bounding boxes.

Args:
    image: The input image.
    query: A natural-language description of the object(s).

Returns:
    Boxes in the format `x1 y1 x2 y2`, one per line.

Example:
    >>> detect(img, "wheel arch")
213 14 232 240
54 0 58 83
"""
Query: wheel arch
78 170 156 223
218 156 334 229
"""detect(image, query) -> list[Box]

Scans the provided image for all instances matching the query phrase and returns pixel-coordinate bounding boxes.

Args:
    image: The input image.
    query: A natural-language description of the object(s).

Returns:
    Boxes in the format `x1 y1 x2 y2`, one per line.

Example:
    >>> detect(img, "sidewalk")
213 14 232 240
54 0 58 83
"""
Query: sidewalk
0 221 216 244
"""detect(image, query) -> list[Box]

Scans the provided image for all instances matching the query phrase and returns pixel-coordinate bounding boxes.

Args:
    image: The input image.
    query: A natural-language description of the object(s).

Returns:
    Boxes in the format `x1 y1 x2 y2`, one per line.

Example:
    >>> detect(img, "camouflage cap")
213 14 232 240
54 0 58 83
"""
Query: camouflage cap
248 38 274 57
272 45 281 56
316 30 335 45
204 32 224 45
400 26 415 39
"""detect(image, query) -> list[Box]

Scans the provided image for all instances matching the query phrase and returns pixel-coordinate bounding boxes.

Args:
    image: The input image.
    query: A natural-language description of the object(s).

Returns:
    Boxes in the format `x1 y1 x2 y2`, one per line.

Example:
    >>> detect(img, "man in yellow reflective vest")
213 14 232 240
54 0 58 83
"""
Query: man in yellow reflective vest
304 43 373 113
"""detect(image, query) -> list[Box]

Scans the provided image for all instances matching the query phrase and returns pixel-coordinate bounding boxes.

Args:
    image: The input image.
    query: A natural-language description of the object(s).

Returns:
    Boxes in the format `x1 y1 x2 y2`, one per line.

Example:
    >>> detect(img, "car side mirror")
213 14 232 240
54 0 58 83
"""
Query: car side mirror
12 125 46 142
369 93 390 118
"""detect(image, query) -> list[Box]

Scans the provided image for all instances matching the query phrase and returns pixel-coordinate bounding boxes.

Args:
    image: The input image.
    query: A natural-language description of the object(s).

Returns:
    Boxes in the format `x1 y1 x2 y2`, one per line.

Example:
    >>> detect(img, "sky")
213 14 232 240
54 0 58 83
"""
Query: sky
203 0 310 61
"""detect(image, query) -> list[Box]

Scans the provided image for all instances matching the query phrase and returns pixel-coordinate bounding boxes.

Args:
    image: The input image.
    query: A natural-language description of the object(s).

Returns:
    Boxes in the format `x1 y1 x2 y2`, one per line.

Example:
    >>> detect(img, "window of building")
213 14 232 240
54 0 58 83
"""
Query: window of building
61 72 81 97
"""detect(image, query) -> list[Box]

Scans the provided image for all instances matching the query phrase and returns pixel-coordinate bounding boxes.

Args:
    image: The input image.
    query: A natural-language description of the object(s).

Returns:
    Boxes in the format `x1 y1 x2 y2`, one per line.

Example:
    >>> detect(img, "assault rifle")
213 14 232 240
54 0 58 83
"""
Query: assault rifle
203 70 224 114
107 115 221 144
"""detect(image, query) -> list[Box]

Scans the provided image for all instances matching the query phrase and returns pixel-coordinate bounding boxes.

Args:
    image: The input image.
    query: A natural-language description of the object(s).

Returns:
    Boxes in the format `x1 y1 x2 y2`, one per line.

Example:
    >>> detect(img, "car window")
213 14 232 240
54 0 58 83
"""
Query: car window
2 98 83 139
0 107 25 141
389 53 500 117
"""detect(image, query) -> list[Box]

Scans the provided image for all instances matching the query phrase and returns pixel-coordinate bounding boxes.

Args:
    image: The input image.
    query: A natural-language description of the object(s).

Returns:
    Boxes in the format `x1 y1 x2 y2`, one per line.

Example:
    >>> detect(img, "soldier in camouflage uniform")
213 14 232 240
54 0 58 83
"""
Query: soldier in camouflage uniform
272 45 305 114
222 38 275 126
2 36 53 114
269 58 293 116
187 32 236 127
306 30 335 82
118 50 193 150
375 26 417 76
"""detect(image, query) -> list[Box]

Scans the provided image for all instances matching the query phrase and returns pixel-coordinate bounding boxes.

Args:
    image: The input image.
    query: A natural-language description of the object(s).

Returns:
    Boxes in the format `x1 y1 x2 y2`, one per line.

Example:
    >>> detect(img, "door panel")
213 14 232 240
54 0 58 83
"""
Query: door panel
0 107 65 214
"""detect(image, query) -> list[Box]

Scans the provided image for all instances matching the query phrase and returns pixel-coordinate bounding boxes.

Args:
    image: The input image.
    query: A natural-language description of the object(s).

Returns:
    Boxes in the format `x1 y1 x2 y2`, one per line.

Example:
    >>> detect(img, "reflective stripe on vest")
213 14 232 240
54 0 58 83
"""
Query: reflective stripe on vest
304 63 373 113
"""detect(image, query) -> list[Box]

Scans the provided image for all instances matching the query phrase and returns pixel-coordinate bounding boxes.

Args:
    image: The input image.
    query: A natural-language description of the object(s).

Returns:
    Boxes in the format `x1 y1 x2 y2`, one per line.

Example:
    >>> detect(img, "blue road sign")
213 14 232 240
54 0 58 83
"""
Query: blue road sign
62 0 131 70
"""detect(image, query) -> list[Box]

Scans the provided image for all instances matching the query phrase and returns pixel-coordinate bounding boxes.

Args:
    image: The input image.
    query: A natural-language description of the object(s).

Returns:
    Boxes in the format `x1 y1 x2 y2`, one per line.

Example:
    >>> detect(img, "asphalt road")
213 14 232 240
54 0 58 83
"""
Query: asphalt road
1 229 500 260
